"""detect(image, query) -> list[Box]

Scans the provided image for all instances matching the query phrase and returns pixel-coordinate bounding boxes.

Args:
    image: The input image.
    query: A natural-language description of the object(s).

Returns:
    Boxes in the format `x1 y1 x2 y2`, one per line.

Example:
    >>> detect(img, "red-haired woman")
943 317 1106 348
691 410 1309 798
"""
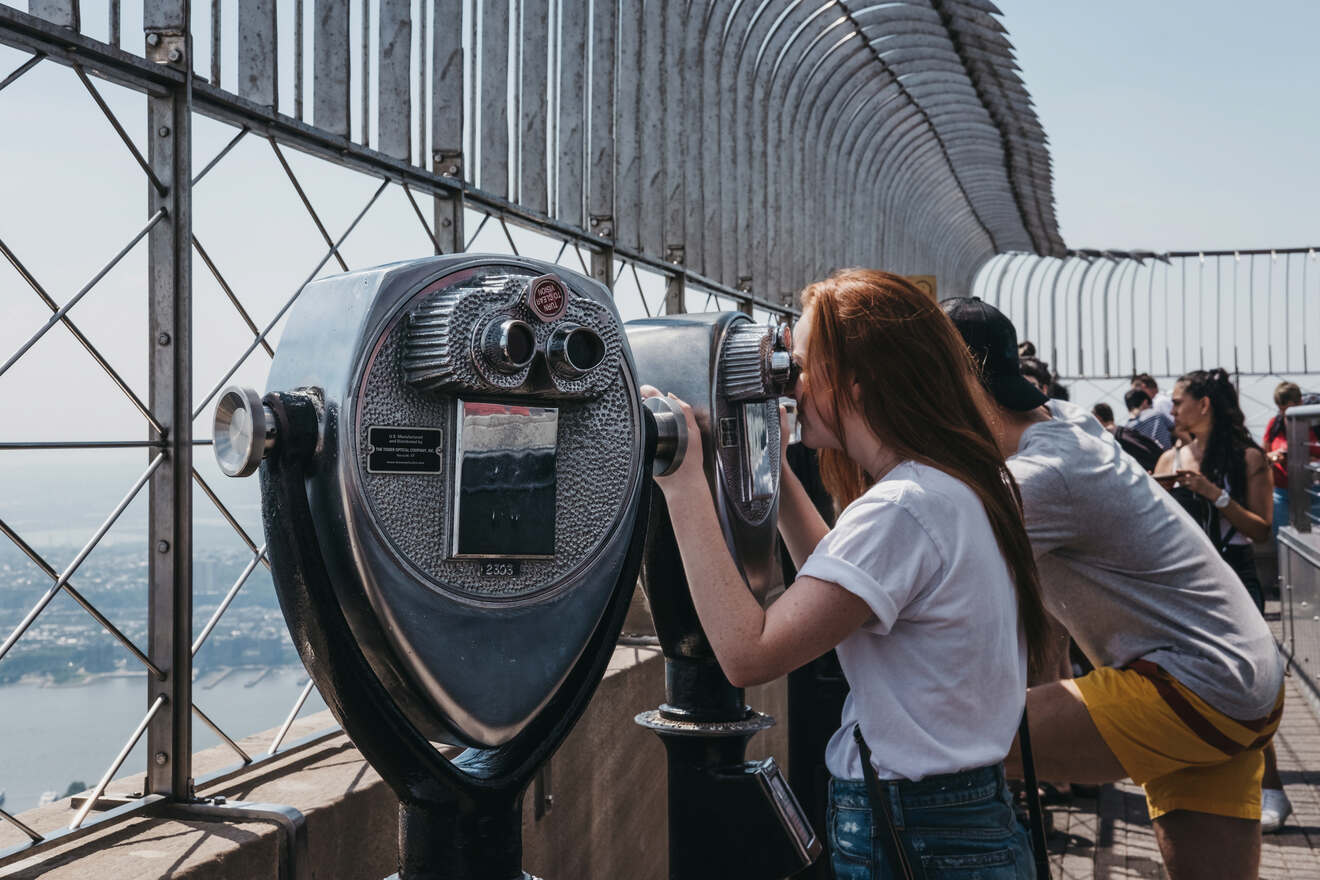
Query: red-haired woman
644 269 1047 879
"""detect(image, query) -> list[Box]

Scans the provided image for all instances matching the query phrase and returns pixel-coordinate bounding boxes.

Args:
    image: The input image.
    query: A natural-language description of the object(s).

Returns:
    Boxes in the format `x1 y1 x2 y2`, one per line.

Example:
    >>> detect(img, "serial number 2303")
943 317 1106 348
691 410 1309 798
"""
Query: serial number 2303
478 561 521 577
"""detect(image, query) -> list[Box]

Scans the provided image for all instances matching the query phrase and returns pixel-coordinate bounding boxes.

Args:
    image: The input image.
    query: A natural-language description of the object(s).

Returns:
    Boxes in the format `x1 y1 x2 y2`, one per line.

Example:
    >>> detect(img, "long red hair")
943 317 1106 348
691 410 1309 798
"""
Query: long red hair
800 268 1048 675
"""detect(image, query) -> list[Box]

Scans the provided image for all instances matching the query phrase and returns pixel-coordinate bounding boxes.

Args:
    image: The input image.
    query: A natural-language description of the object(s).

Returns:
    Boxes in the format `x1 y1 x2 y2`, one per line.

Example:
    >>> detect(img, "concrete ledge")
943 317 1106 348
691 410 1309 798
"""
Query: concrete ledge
1 644 789 879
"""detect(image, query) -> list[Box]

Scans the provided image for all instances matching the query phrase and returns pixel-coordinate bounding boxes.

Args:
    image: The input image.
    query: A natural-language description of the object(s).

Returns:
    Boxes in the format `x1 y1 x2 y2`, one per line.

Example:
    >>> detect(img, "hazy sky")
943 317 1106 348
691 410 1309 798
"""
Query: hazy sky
1 0 1316 465
997 0 1319 253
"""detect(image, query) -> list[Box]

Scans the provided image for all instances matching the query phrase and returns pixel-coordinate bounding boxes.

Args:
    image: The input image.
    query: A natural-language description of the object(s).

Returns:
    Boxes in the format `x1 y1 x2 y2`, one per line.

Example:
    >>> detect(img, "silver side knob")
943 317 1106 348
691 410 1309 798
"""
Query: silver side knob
546 324 606 379
644 395 689 477
213 386 276 478
480 318 537 374
768 350 793 389
767 322 795 395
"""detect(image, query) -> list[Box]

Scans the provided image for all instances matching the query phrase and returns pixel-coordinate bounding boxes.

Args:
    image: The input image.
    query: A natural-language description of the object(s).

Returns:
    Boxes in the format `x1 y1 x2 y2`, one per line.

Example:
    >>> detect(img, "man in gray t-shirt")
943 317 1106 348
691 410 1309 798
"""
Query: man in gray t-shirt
946 297 1284 880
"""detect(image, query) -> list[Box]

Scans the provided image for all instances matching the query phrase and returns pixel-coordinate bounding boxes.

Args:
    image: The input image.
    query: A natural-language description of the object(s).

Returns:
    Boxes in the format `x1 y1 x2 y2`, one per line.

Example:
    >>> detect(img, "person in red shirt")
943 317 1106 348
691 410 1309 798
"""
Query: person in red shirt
1263 382 1320 535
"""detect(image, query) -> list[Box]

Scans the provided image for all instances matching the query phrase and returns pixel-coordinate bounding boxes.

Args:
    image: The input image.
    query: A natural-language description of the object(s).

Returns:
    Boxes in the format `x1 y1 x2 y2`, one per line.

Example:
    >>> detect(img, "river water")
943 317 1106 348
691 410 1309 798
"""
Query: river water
0 667 328 815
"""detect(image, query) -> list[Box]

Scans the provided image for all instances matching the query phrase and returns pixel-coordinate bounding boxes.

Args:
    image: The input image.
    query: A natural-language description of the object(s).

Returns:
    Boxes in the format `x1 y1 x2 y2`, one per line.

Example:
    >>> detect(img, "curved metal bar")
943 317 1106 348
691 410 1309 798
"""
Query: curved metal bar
995 252 1028 309
1215 253 1223 367
1098 258 1125 376
1267 250 1276 373
1048 254 1084 369
1196 253 1205 367
974 252 1009 298
1016 255 1050 342
1073 256 1113 374
1161 259 1172 376
1032 256 1065 354
1284 251 1292 372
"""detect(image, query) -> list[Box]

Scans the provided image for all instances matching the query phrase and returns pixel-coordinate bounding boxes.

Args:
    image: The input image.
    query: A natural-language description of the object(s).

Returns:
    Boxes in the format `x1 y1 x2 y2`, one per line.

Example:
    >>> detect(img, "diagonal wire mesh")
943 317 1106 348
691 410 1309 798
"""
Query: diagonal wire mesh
0 2 785 855
0 454 163 663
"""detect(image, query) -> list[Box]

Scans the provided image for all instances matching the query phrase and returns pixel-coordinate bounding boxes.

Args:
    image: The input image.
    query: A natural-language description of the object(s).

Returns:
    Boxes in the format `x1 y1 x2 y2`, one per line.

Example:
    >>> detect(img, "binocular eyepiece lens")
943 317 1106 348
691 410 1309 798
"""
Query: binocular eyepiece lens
547 324 606 378
482 318 537 374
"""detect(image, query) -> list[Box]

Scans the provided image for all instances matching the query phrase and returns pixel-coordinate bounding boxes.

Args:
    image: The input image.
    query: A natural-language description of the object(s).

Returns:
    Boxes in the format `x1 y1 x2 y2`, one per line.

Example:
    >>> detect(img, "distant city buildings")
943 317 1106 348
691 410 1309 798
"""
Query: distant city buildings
0 544 299 685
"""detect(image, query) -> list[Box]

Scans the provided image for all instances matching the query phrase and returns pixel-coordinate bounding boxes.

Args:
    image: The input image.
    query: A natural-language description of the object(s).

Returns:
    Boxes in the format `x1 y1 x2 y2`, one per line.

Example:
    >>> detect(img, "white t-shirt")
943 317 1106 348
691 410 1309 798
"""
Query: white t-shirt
798 461 1026 781
1153 391 1173 418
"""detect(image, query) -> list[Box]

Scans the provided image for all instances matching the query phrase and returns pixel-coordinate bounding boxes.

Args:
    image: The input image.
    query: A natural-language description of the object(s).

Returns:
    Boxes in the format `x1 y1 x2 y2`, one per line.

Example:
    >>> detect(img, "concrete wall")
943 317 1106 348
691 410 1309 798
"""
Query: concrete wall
0 645 791 880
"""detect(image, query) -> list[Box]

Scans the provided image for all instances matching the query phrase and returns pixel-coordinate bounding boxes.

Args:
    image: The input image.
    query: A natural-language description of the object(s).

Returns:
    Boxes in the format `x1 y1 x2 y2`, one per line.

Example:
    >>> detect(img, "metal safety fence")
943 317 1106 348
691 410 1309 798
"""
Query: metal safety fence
1277 405 1320 717
0 0 1060 864
973 247 1320 381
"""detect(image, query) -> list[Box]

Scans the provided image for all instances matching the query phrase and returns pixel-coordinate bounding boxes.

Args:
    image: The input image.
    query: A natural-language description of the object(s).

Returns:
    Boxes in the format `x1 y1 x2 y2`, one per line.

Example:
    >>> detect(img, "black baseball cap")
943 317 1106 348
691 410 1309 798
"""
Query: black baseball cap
941 297 1049 412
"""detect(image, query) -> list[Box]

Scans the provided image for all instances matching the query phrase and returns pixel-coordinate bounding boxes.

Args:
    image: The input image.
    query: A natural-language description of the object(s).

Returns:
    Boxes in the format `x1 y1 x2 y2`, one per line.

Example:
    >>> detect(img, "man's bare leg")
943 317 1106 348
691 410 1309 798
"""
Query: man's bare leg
1262 742 1282 790
1007 680 1262 880
1005 680 1126 783
1153 811 1260 880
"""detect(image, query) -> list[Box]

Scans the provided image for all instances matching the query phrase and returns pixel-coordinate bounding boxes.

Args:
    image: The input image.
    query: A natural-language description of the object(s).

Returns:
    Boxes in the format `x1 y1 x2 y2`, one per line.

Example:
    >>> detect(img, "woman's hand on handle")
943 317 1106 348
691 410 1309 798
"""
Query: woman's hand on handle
640 385 706 498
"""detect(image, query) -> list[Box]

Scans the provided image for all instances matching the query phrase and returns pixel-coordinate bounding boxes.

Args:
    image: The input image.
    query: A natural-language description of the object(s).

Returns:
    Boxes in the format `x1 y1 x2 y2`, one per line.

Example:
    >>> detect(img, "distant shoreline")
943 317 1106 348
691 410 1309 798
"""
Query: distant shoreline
5 664 307 690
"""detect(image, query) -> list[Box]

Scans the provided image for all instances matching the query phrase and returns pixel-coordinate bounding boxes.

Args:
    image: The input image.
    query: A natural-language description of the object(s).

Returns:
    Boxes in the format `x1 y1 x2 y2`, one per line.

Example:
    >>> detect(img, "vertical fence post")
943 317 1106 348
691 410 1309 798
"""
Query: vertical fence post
144 0 193 800
664 259 685 315
591 245 614 293
432 0 464 254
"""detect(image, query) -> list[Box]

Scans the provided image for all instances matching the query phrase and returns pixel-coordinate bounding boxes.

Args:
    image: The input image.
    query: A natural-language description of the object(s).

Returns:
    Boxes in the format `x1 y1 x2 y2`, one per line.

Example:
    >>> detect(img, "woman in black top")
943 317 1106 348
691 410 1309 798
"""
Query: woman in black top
1154 369 1271 611
1153 368 1290 831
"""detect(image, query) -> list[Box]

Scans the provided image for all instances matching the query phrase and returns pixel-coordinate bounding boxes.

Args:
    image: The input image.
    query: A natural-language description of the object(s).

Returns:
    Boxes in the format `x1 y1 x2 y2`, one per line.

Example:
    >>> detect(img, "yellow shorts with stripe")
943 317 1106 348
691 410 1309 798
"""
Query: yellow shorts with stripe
1074 661 1285 820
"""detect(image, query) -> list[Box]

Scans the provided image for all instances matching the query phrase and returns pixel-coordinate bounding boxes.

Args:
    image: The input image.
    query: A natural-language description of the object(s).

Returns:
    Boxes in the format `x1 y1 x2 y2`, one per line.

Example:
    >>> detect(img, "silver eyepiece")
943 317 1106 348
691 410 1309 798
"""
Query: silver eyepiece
213 386 276 478
480 318 537 374
546 324 606 379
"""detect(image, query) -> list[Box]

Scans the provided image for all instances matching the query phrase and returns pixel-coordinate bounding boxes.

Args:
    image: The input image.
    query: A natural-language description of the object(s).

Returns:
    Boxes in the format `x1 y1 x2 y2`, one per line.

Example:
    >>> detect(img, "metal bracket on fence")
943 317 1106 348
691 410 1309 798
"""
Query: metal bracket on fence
168 799 309 880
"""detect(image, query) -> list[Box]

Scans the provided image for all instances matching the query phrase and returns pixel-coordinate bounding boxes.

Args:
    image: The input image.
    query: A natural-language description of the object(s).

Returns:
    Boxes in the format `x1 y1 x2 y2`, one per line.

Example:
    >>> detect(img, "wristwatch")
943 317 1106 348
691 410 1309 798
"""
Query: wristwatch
1213 488 1231 509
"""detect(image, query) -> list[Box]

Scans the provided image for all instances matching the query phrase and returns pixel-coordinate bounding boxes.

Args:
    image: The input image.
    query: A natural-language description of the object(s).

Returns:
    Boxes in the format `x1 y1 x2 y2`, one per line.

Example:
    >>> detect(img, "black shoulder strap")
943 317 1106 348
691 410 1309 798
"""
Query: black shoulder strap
852 712 1050 880
1018 708 1052 879
853 725 920 880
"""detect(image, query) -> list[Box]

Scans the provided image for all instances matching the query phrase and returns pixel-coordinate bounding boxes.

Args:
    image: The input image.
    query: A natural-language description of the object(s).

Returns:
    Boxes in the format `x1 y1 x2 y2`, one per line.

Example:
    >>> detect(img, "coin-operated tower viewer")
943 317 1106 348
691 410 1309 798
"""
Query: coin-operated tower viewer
626 313 822 880
213 255 665 880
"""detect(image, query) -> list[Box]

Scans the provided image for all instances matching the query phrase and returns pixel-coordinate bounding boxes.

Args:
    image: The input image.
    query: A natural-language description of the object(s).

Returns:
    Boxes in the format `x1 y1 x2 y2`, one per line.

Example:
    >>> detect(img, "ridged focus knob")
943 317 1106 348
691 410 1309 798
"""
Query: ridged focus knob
719 320 794 401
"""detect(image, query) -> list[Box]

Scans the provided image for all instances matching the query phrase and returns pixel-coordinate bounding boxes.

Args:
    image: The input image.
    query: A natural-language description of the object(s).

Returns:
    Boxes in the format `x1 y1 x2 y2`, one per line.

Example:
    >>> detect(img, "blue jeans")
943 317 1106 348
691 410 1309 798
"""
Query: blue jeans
828 765 1034 879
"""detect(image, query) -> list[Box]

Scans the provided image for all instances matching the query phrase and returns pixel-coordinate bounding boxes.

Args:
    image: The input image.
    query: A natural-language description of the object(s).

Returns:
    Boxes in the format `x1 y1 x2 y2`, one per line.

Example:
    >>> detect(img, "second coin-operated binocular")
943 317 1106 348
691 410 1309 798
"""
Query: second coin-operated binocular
213 255 657 880
626 313 820 880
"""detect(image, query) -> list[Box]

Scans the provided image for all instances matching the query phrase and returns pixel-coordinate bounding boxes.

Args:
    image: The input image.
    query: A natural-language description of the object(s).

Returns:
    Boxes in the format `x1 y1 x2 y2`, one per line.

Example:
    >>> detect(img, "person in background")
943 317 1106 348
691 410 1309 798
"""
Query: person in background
1153 368 1290 832
1018 355 1071 401
1125 388 1174 450
946 298 1284 879
1132 373 1173 418
1019 356 1053 397
1019 340 1037 359
1154 370 1271 610
1093 403 1163 473
1263 381 1320 535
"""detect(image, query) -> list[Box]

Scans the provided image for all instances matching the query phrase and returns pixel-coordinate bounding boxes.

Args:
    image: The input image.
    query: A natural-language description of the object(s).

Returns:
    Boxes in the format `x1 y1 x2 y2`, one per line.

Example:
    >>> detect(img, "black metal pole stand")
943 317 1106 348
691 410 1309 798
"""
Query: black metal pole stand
398 797 538 880
636 657 777 880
